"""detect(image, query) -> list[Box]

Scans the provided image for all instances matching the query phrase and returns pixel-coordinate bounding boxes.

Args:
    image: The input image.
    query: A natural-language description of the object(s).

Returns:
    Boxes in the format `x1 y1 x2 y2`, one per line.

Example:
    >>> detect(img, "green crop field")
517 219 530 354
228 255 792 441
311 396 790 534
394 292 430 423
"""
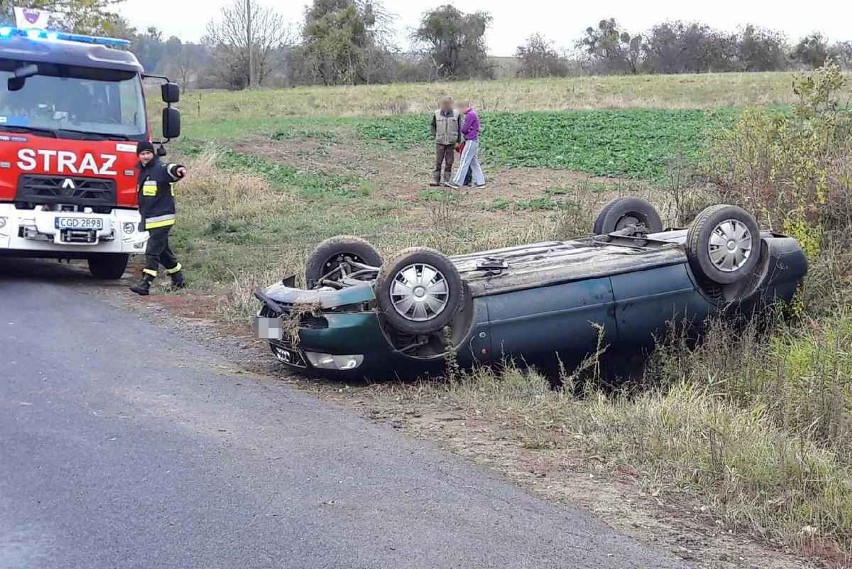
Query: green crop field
177 109 736 181
177 110 748 189
358 109 738 179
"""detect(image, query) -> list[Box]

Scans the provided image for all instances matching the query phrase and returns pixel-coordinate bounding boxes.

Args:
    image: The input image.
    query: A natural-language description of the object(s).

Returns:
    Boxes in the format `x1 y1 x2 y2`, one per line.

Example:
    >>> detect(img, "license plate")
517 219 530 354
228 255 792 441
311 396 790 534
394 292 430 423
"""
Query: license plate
271 345 308 368
55 217 104 230
254 316 283 340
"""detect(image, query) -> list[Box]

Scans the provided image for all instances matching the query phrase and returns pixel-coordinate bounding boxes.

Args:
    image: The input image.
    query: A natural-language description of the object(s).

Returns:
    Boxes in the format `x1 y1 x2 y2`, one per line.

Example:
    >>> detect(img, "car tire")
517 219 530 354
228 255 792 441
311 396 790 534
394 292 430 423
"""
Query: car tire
305 236 382 287
593 197 663 234
375 247 463 335
686 205 761 286
88 254 129 280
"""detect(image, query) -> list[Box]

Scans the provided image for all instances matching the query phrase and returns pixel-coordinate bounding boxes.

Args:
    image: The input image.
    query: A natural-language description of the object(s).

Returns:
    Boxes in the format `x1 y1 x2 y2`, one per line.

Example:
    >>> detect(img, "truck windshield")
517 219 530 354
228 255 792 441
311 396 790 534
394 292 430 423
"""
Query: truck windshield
0 61 146 140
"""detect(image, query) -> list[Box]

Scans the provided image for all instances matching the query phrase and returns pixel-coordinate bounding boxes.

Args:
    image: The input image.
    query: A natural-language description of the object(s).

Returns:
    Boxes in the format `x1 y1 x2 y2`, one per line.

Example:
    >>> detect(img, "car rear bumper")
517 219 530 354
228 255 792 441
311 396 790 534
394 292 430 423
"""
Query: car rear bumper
254 283 398 375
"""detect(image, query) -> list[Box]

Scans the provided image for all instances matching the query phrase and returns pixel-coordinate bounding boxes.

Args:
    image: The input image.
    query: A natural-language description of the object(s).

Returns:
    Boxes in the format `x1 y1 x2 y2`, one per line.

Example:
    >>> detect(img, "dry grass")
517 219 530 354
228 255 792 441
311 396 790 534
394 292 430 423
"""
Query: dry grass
178 147 299 223
181 72 829 121
381 307 852 559
173 147 305 321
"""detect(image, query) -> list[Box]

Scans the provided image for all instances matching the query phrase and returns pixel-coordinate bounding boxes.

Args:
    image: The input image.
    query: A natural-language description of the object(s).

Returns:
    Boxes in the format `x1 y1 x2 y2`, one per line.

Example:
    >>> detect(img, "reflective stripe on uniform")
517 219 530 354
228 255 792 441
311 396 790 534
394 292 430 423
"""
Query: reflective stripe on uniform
142 180 158 197
166 263 182 275
146 219 176 229
143 269 158 277
144 214 176 230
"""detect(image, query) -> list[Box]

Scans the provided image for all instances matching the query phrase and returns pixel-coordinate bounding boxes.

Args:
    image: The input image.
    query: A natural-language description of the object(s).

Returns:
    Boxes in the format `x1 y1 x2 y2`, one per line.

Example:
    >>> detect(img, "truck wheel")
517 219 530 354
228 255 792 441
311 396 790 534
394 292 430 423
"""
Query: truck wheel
686 205 761 286
593 197 663 234
305 236 382 287
375 247 463 335
88 254 129 280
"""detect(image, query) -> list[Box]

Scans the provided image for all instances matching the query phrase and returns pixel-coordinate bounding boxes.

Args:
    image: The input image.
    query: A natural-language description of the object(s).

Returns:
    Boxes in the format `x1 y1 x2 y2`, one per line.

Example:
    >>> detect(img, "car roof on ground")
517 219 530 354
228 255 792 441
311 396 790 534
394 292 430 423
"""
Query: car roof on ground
0 35 142 73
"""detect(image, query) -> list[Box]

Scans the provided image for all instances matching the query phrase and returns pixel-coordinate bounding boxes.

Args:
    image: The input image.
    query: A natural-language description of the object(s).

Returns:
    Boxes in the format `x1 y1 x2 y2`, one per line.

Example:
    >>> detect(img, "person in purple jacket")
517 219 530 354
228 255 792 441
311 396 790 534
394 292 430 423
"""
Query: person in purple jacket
446 100 485 189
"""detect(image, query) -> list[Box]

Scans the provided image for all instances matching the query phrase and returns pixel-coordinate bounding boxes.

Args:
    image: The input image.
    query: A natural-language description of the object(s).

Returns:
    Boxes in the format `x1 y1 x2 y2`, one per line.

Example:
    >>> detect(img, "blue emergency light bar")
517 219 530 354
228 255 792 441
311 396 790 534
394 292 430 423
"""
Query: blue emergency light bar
0 26 130 47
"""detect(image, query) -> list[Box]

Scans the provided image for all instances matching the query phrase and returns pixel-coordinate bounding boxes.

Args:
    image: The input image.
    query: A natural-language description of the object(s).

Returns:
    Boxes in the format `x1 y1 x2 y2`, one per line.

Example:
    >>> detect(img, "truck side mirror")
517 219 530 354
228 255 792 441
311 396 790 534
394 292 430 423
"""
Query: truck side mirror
162 107 181 140
161 82 180 104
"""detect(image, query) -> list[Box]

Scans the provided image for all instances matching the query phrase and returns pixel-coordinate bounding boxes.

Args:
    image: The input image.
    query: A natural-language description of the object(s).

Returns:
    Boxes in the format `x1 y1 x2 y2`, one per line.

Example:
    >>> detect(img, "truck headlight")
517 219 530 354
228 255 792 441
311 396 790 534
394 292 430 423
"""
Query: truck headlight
123 222 136 234
305 352 364 371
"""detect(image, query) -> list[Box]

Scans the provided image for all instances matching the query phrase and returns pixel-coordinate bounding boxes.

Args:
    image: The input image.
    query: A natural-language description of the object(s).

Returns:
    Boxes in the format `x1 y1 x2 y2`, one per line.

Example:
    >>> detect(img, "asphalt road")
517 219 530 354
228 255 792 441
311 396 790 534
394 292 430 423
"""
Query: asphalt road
0 260 686 569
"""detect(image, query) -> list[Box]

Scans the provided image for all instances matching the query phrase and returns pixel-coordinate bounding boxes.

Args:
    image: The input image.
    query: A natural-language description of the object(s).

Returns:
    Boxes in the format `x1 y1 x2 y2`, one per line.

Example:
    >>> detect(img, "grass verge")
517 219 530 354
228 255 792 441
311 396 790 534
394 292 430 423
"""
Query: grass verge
364 294 852 559
180 72 810 120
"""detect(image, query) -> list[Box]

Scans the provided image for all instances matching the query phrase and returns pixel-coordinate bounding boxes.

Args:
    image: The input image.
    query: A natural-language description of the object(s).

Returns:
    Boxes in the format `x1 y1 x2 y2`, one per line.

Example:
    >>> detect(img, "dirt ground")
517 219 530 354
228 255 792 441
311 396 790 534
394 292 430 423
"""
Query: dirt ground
231 131 660 215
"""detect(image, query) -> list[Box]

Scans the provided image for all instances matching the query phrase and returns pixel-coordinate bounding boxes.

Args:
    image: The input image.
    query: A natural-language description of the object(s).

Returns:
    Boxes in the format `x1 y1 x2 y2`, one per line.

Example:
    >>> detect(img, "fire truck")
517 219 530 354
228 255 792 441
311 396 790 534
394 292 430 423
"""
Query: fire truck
0 26 181 279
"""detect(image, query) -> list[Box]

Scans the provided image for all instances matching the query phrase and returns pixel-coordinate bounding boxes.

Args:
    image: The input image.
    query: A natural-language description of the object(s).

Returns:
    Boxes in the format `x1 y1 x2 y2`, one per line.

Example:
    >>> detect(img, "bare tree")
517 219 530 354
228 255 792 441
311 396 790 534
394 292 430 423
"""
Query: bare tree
173 46 195 92
832 41 852 71
516 34 568 78
203 0 290 89
159 38 209 92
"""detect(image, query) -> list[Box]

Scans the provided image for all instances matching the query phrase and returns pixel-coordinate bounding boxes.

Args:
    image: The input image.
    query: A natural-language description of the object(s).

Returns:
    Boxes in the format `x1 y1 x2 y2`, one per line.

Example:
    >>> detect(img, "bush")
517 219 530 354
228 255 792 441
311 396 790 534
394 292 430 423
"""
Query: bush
708 63 852 249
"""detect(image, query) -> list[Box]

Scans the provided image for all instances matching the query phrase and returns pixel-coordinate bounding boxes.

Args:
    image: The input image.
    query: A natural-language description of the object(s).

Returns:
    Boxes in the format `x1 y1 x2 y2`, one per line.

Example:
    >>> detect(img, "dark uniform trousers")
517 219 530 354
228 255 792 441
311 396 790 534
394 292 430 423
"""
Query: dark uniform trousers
144 227 180 277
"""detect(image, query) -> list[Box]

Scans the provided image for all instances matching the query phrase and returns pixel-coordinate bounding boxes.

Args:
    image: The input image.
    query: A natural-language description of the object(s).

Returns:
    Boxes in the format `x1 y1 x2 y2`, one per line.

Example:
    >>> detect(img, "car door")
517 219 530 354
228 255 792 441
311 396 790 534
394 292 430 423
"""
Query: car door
484 277 617 363
610 262 715 347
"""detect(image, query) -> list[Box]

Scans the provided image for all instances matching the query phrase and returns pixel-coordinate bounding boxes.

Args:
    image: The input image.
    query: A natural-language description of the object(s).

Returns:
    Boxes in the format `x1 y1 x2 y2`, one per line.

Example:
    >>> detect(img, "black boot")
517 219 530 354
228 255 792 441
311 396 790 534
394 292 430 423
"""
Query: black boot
130 274 154 296
170 270 186 289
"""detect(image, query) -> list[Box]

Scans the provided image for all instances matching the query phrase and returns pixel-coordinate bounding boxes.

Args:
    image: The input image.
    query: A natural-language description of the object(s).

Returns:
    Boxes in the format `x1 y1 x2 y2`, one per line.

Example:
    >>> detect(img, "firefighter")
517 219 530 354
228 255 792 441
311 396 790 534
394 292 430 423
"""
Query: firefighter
130 141 187 296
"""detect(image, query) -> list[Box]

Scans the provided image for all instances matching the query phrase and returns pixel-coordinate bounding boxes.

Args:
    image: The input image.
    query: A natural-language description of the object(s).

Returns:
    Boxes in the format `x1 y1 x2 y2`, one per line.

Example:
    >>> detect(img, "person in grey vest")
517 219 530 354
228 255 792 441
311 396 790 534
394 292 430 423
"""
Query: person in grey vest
429 96 462 186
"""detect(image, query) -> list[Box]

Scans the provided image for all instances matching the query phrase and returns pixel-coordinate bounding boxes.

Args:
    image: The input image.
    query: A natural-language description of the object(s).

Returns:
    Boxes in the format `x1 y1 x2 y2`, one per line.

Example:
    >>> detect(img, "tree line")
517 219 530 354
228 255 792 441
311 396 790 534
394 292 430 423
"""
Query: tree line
2 1 850 90
197 0 495 90
567 18 851 78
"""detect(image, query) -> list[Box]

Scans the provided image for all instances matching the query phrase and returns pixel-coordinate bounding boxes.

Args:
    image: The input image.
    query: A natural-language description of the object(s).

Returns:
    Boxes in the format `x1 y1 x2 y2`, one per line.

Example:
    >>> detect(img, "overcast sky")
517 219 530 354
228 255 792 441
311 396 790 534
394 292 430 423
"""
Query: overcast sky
119 0 852 56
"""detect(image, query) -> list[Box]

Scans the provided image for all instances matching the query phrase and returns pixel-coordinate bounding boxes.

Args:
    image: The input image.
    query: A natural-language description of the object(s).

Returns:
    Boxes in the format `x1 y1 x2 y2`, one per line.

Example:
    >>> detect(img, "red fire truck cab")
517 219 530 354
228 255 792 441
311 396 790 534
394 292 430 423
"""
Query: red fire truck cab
0 27 181 279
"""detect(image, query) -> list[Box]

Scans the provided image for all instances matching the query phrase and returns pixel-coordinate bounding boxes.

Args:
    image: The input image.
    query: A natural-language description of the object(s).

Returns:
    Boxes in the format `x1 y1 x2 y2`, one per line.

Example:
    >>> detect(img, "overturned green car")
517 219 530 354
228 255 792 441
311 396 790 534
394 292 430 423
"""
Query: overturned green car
254 199 807 377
